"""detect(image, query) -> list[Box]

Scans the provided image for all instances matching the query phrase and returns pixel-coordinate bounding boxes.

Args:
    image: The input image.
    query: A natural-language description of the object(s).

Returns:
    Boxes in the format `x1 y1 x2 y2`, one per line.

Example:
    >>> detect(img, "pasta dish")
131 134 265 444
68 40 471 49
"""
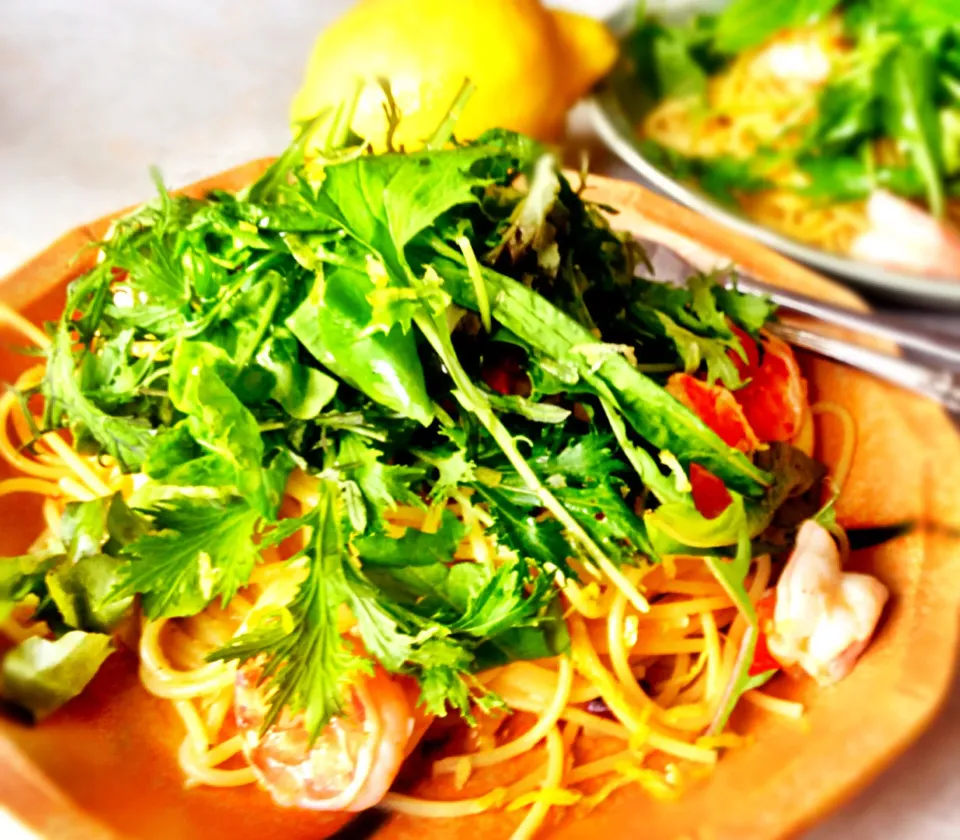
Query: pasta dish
0 99 888 838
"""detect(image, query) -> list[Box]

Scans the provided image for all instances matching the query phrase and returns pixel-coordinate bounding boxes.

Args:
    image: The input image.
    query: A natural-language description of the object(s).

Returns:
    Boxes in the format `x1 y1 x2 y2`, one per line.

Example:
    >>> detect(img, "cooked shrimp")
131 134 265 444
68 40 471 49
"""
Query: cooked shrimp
850 190 960 278
767 520 888 685
235 663 423 811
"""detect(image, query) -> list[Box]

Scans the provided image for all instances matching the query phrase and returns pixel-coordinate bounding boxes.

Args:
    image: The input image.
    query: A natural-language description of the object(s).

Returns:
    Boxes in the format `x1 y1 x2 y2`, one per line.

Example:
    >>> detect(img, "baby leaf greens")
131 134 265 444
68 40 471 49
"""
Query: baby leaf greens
3 94 803 735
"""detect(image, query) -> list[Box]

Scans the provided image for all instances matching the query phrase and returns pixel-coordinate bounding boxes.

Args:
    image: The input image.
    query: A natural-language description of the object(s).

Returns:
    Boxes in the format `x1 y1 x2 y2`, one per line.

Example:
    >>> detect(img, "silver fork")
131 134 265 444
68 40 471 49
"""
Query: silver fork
768 321 960 413
637 239 960 412
732 275 960 413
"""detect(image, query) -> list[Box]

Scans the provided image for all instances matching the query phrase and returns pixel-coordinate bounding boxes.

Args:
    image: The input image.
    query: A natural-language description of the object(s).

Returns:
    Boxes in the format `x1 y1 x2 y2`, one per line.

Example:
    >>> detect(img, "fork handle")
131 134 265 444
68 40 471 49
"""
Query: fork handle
733 274 960 367
770 322 960 413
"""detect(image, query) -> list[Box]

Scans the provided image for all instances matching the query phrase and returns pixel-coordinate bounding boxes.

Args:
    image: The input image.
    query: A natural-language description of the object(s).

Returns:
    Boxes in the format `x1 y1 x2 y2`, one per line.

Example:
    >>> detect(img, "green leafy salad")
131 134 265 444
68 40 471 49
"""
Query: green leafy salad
618 0 960 255
0 99 828 745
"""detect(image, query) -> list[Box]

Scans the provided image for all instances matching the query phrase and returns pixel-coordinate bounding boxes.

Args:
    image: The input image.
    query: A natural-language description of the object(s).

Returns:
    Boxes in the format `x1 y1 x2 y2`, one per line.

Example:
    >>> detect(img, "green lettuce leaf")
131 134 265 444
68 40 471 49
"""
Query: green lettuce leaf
288 260 432 424
167 340 269 515
1 632 113 720
355 510 466 567
46 554 132 634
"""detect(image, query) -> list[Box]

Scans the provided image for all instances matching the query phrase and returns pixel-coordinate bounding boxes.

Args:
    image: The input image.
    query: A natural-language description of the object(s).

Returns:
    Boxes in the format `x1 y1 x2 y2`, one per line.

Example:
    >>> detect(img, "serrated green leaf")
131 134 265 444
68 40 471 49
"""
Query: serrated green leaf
42 329 155 472
116 496 260 619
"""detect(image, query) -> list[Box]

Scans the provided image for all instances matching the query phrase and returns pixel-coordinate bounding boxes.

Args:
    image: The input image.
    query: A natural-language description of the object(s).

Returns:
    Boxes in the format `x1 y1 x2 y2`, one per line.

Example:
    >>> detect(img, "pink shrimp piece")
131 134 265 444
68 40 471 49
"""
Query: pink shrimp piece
767 520 889 685
234 663 417 811
850 190 960 278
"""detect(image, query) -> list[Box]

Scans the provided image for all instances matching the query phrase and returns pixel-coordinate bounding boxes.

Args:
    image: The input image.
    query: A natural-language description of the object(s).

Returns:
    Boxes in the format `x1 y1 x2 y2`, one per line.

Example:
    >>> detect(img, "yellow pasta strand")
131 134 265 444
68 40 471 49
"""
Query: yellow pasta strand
565 751 634 785
0 393 70 481
384 789 508 818
42 432 112 497
139 619 236 699
508 726 565 840
744 690 805 720
607 586 657 715
57 477 96 502
700 612 723 709
434 657 573 775
0 302 51 348
178 738 257 788
0 477 62 500
812 401 857 496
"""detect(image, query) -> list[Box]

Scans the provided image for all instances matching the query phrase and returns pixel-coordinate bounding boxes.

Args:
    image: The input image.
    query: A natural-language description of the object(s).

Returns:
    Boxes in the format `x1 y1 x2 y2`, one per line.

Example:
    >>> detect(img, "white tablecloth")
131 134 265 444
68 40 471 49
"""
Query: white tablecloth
1 2 958 837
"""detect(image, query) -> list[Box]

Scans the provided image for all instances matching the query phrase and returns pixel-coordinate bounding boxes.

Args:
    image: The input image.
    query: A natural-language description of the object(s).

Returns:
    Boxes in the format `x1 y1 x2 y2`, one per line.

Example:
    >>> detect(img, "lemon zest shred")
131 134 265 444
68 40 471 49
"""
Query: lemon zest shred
695 732 750 751
614 761 683 801
506 788 582 812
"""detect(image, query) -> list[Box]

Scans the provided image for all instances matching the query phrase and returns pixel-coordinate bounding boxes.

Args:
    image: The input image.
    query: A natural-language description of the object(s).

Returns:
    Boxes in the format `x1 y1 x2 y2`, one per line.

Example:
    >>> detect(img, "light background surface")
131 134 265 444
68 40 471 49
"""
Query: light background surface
1 1 958 837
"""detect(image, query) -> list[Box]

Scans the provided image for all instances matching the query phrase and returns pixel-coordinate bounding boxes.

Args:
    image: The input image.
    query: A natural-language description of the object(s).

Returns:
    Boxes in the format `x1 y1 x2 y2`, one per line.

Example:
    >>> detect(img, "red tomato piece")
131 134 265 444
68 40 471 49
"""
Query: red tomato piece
749 590 781 676
668 373 760 519
728 323 761 377
666 373 759 453
689 463 733 519
733 333 807 443
483 364 513 396
481 349 528 396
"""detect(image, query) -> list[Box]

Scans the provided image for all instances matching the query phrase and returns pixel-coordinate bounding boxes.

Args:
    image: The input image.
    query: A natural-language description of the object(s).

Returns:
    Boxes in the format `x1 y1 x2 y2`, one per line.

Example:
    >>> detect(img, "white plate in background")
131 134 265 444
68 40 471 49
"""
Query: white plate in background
588 6 960 307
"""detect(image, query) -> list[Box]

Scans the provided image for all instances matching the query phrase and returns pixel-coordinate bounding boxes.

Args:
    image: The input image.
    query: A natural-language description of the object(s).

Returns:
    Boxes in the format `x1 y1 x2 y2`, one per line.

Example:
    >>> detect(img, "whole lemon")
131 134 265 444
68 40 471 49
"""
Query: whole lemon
290 0 618 150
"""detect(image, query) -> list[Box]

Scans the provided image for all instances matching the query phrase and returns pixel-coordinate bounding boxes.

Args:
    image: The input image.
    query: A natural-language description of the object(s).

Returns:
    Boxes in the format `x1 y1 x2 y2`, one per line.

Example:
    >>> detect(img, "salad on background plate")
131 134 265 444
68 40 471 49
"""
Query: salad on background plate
0 83 933 840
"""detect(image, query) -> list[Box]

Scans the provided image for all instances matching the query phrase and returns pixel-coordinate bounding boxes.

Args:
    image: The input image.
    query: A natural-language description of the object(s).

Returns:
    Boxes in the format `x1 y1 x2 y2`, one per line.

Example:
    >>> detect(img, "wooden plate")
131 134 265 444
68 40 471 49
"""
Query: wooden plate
1 165 959 840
